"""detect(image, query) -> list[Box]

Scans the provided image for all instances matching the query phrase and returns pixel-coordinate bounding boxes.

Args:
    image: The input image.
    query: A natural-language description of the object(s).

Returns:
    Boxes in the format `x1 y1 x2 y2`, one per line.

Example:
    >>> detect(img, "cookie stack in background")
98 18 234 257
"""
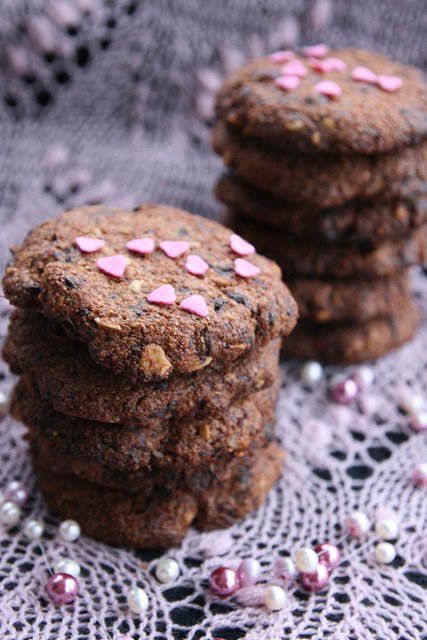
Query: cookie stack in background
2 204 298 548
214 47 427 363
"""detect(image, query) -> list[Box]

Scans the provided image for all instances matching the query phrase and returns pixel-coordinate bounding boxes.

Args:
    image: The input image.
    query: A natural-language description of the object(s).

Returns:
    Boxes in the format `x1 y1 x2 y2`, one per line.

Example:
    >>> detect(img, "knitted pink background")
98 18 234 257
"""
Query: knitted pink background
0 2 426 639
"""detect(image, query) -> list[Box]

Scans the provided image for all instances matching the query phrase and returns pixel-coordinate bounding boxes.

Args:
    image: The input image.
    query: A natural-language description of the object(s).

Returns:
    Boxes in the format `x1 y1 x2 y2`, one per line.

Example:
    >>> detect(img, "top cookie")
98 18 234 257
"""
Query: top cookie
215 48 427 154
2 205 297 381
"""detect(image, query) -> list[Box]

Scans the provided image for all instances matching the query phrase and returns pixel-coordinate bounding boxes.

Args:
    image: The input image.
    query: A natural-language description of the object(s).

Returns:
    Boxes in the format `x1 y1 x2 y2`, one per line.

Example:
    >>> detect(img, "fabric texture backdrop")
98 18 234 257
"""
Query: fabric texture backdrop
0 1 426 638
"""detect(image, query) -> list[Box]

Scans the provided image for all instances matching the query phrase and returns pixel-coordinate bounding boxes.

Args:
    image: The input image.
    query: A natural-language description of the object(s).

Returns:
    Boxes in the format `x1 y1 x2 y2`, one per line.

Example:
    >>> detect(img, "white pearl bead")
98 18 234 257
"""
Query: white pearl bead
295 547 318 573
413 462 427 486
375 519 398 541
59 519 81 542
352 366 374 389
300 361 323 388
264 585 286 611
0 501 21 526
0 489 4 506
155 558 180 583
0 391 10 418
54 558 81 579
346 511 370 538
24 519 44 540
398 390 423 415
127 587 149 614
375 542 396 564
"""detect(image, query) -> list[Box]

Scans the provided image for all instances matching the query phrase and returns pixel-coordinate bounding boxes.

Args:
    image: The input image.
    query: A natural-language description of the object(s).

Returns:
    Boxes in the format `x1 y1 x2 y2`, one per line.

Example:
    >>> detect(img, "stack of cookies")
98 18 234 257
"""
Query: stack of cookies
2 204 298 548
214 47 427 363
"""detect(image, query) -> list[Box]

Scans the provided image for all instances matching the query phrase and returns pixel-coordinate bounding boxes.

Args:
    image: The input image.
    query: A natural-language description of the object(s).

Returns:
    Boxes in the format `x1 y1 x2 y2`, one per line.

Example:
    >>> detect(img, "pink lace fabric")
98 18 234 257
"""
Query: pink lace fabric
0 1 427 638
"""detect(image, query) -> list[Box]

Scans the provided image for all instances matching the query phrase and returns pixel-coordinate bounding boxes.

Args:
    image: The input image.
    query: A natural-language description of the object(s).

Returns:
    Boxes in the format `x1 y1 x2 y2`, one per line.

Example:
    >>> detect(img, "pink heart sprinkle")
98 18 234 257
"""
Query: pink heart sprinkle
274 75 300 91
315 80 342 97
126 237 155 254
76 236 105 253
147 284 176 305
351 66 378 83
309 57 347 73
377 74 403 92
234 258 261 278
97 255 127 277
160 240 190 259
281 59 308 77
230 233 256 256
269 50 295 63
180 294 209 317
302 43 329 59
185 254 209 276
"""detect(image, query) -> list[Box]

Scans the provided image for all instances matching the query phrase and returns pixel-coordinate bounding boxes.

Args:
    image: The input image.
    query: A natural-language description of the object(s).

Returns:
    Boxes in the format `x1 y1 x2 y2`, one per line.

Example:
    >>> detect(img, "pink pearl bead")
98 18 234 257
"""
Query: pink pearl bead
274 557 297 581
315 542 341 570
209 567 240 597
300 563 329 592
4 481 28 507
329 378 358 404
410 410 427 432
47 573 79 604
237 558 261 587
412 462 427 486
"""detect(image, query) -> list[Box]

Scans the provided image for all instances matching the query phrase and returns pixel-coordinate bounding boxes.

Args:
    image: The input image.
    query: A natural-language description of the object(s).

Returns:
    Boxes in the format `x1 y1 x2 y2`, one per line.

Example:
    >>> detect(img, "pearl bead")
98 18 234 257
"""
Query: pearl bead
116 636 133 640
24 519 44 540
209 567 240 597
300 563 329 591
346 511 370 538
0 391 10 419
375 519 398 541
4 480 29 507
300 361 323 388
410 410 427 432
273 557 297 581
54 558 81 579
315 542 341 569
295 547 318 573
237 558 261 587
352 366 374 389
0 501 21 526
47 573 79 604
127 587 149 614
264 585 286 611
397 390 423 414
329 376 358 404
59 519 81 542
412 462 427 486
0 489 4 506
155 558 180 583
375 542 396 564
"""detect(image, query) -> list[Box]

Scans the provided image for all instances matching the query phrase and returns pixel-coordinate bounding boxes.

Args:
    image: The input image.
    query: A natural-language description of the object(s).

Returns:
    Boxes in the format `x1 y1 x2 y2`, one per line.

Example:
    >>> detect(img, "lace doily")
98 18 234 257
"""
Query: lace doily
0 1 426 638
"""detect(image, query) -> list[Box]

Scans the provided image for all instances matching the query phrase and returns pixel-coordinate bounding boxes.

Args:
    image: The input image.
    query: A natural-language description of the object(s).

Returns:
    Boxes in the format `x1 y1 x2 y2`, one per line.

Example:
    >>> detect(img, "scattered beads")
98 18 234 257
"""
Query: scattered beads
300 563 329 591
76 236 105 253
24 519 44 540
47 573 79 604
329 376 358 404
375 519 398 541
295 547 318 574
300 360 323 388
273 557 297 581
54 558 81 579
4 480 28 507
155 558 180 584
59 519 81 542
315 542 341 570
409 410 427 432
264 585 287 610
412 462 427 486
0 501 21 527
375 542 396 564
209 567 240 597
346 511 370 538
237 558 261 587
127 587 149 614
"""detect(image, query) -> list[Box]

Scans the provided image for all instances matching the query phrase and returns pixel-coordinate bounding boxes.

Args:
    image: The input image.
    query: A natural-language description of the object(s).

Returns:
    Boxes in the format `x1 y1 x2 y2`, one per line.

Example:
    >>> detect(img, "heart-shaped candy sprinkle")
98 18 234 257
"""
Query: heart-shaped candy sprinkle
147 284 176 305
315 80 342 97
274 75 300 91
310 57 347 73
180 294 209 317
234 258 261 278
351 66 378 83
230 234 255 256
160 240 190 258
377 75 403 92
126 238 155 254
97 255 127 277
269 50 295 63
76 236 105 253
185 254 209 276
302 43 329 59
281 59 308 77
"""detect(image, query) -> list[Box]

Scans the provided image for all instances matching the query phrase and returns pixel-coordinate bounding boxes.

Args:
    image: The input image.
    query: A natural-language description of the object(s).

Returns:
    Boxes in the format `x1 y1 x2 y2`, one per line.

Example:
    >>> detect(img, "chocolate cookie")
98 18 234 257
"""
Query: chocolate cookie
225 211 427 278
287 271 411 323
282 304 421 363
216 173 427 245
215 48 427 154
4 309 280 426
32 440 284 548
12 375 280 472
2 205 297 381
213 123 427 208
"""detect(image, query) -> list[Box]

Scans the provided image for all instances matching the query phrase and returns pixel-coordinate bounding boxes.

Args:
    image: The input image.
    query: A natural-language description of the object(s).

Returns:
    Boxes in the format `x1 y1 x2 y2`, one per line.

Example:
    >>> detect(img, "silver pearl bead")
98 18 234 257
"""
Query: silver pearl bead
300 361 323 388
59 519 81 542
375 519 398 541
54 557 81 579
127 587 149 614
0 501 21 526
295 547 318 573
155 558 180 583
375 542 396 564
24 519 44 540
